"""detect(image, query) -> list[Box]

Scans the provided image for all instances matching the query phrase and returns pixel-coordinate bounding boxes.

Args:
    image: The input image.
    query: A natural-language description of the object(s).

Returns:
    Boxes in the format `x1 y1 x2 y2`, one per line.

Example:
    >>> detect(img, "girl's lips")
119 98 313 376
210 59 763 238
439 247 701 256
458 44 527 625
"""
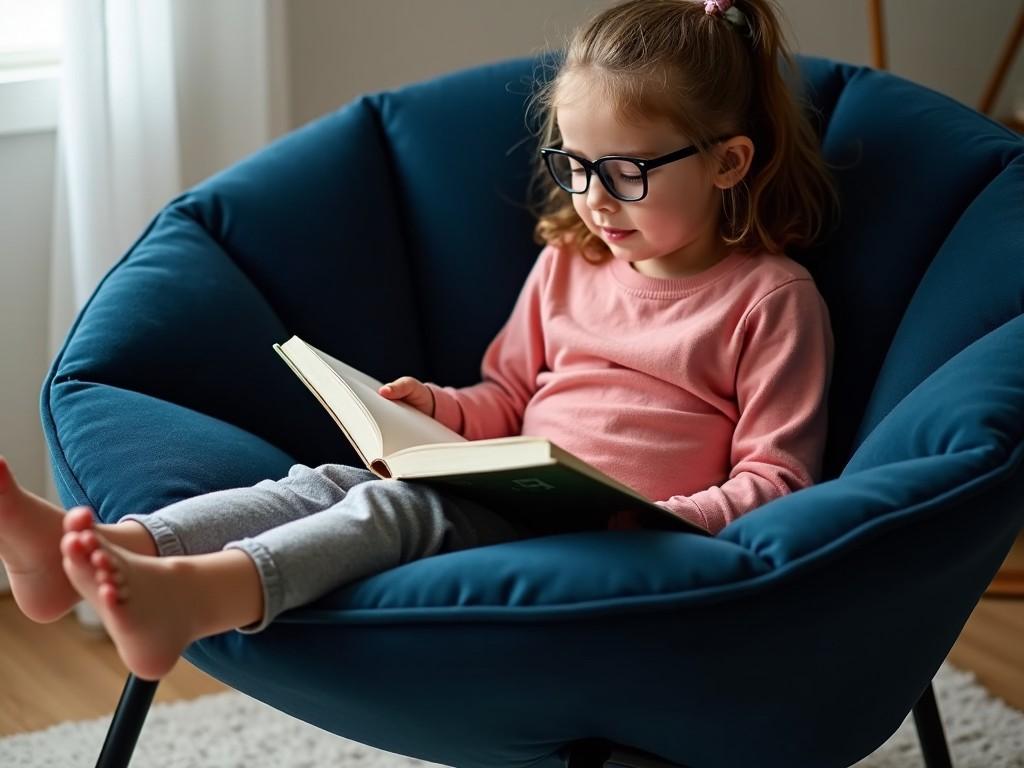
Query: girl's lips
601 227 636 241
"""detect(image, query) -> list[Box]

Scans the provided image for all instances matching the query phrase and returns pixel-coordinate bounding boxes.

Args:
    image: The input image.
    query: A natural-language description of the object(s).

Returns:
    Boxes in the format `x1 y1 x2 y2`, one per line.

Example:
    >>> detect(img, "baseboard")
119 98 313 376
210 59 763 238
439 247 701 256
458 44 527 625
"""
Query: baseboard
75 601 104 631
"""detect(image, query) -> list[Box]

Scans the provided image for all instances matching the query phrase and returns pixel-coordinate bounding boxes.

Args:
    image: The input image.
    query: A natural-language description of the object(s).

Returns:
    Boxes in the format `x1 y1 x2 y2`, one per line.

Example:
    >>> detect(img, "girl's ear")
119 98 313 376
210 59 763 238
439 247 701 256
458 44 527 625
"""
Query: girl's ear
712 136 755 190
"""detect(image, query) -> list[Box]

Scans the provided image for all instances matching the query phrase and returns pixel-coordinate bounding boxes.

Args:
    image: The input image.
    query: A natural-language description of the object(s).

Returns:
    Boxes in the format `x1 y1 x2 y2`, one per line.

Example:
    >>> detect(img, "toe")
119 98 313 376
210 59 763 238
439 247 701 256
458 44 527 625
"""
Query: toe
78 530 101 556
60 531 86 560
0 455 11 492
63 507 96 533
94 564 122 587
90 548 124 588
90 548 110 570
99 582 120 607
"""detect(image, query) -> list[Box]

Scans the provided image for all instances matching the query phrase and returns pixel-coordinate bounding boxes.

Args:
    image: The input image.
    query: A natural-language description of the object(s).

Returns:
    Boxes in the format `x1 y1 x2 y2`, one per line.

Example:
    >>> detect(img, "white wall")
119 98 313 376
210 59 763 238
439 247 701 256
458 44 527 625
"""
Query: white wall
0 131 55 498
1 0 1022 509
173 0 290 187
285 0 1024 129
286 0 607 127
781 0 1024 119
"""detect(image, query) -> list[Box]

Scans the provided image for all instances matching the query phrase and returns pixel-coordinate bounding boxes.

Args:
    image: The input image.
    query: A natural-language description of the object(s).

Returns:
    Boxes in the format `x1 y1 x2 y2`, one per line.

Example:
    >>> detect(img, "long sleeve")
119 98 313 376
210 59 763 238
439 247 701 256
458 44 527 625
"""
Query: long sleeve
426 248 552 440
655 279 834 534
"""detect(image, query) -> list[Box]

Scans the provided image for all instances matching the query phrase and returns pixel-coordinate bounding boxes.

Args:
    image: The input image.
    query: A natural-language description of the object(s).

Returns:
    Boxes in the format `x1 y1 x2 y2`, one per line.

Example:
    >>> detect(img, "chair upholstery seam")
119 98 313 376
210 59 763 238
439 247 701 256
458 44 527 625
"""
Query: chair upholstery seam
361 93 433 381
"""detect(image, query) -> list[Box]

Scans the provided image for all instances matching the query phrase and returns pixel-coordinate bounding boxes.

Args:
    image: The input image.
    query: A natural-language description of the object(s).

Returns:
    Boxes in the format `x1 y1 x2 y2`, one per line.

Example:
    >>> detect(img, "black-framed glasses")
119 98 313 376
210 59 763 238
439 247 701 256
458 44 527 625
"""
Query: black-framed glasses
540 141 718 202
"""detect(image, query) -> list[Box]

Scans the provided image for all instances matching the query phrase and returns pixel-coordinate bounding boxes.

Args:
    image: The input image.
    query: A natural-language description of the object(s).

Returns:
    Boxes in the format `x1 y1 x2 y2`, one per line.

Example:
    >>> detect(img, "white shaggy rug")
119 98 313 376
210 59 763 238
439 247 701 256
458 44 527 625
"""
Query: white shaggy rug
2 662 1022 767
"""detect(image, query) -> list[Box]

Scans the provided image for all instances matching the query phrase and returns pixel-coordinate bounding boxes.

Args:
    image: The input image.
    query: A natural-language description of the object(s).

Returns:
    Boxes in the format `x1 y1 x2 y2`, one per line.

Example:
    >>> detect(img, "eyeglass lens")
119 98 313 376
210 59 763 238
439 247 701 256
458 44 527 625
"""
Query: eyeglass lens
546 154 646 201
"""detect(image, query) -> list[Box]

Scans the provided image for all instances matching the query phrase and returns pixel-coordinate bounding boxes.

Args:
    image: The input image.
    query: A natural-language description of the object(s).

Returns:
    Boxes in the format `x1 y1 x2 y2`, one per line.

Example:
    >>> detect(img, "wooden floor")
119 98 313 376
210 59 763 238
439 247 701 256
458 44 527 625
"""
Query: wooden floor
1 535 1022 738
0 604 229 736
946 532 1024 708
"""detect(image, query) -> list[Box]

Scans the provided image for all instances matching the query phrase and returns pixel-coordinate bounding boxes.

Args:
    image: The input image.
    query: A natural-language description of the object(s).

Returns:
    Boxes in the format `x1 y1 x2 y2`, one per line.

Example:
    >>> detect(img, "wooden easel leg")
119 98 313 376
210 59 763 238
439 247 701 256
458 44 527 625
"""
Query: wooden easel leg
867 0 887 70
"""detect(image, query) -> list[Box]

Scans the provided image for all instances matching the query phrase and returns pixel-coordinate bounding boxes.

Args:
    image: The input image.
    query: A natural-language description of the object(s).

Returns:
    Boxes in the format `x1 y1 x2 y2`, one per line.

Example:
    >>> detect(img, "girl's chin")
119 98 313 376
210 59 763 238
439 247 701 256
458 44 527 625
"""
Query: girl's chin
605 241 646 259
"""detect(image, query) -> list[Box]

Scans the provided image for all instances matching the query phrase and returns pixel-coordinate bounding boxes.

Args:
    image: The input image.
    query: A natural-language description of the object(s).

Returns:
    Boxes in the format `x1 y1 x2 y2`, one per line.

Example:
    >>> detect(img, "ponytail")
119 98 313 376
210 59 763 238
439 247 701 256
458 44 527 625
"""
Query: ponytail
728 0 838 253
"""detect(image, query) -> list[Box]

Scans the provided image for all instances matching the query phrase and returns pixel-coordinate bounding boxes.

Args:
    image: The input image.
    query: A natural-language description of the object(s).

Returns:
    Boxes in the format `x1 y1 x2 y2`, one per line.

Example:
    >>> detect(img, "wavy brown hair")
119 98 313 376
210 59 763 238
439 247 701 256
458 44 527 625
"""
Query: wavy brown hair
530 0 838 260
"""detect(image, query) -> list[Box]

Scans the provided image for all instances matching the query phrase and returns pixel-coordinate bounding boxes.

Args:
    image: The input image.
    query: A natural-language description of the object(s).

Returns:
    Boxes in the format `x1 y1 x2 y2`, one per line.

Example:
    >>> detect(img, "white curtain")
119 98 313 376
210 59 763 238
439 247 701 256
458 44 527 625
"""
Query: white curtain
47 0 287 468
47 0 181 627
48 0 181 358
45 2 287 628
48 0 288 360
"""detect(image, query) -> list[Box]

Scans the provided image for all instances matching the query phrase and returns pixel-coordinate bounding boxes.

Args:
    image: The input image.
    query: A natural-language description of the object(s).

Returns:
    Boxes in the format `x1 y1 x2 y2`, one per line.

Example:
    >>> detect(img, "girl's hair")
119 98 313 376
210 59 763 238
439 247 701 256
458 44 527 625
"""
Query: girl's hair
530 0 838 259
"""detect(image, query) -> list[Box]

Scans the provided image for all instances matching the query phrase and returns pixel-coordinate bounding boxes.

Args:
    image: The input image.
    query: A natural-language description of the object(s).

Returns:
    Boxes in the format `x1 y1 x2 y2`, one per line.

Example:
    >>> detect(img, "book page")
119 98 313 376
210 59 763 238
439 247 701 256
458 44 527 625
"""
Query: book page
275 341 379 464
386 436 551 476
300 340 466 455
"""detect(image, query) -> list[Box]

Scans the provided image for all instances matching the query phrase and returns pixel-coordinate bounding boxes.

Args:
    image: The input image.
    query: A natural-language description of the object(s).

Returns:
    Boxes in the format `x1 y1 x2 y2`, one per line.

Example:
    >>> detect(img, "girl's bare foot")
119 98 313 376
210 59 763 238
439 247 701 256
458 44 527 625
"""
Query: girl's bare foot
0 456 93 622
60 529 264 681
0 455 159 623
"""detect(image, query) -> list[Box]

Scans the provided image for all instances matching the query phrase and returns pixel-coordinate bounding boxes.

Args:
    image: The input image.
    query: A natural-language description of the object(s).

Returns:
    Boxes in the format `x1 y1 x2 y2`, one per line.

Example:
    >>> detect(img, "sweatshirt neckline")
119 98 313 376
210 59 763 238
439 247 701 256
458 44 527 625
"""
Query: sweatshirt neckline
609 249 751 298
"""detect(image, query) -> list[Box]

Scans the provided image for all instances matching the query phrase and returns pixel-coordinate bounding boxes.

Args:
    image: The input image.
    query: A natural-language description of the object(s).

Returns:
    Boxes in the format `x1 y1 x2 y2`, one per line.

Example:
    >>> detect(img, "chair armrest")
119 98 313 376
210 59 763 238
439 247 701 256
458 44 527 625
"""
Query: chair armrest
44 383 296 522
42 202 362 476
721 312 1024 566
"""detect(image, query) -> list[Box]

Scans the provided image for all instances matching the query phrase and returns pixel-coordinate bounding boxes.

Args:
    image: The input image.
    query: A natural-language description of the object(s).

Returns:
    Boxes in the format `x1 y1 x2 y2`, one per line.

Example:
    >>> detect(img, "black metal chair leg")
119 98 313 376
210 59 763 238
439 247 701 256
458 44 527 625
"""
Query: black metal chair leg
913 681 953 768
94 674 159 768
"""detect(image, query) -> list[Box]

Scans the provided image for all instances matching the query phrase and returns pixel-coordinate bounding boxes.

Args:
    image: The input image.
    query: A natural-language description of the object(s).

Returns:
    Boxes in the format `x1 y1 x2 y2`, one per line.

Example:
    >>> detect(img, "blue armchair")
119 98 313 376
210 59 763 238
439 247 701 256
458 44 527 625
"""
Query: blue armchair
41 55 1024 768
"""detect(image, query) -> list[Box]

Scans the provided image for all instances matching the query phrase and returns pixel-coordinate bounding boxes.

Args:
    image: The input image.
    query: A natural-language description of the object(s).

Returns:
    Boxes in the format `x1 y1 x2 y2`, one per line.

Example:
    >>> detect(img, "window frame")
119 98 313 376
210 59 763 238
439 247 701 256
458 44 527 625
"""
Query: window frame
0 1 62 137
0 66 59 137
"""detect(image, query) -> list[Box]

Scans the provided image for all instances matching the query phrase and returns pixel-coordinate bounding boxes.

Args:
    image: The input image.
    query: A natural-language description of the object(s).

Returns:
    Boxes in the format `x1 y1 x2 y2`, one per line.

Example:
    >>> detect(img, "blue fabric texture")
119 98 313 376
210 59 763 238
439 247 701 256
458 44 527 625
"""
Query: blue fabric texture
41 55 1024 768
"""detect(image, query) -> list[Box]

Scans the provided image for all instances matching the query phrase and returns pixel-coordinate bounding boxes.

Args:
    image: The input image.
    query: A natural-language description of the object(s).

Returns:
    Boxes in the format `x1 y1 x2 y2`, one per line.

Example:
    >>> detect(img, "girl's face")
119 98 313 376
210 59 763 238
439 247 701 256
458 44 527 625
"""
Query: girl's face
555 77 731 278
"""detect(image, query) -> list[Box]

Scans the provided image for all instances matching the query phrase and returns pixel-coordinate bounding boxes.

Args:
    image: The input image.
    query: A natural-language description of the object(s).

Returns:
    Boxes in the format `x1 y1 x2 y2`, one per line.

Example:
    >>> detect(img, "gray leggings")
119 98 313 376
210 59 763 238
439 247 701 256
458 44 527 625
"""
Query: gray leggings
121 464 536 632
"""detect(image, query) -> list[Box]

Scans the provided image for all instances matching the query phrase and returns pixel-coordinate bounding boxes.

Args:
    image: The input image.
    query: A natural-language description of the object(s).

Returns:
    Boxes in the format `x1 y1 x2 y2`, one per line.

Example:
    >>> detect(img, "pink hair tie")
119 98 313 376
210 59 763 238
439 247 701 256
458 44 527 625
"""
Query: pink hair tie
704 0 733 16
704 0 752 38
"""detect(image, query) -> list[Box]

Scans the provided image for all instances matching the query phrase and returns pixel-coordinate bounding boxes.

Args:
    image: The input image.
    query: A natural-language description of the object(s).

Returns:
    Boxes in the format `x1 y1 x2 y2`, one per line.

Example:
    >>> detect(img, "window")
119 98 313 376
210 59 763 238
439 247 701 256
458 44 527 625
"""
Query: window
0 0 62 73
0 0 62 136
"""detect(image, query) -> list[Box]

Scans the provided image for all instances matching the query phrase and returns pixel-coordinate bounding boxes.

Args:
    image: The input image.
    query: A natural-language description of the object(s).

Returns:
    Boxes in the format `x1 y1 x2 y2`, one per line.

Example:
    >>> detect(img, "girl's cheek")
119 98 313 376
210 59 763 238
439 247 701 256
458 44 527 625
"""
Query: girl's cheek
572 199 594 228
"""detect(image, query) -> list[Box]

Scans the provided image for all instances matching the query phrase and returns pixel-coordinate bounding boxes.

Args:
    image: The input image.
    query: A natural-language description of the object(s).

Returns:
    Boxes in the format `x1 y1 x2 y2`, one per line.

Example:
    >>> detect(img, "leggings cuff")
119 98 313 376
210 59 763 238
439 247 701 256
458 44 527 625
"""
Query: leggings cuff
223 538 283 634
119 514 185 557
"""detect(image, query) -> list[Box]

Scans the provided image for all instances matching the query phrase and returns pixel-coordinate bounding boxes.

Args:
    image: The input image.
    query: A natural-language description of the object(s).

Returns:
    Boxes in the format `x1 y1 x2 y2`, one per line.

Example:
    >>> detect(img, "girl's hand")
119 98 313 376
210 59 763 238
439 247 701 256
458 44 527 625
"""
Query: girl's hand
378 376 435 417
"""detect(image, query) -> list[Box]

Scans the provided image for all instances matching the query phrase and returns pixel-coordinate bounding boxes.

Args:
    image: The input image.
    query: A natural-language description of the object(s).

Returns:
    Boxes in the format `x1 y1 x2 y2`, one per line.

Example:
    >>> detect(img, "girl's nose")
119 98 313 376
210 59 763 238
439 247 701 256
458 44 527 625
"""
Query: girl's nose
585 176 618 212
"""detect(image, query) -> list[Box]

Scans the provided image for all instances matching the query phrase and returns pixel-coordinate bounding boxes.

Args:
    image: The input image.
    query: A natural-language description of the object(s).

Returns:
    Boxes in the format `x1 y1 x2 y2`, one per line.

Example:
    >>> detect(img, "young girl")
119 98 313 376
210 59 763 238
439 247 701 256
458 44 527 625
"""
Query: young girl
0 0 835 682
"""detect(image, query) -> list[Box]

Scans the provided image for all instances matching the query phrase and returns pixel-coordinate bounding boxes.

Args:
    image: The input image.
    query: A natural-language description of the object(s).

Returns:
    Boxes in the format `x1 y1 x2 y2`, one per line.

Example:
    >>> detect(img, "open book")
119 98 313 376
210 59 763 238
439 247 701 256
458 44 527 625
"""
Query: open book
274 335 709 535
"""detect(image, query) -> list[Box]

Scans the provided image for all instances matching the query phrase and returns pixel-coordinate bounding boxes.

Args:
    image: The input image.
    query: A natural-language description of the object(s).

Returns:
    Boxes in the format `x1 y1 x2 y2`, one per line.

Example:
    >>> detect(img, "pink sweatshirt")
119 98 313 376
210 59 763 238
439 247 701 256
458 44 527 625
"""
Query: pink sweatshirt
426 244 834 534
